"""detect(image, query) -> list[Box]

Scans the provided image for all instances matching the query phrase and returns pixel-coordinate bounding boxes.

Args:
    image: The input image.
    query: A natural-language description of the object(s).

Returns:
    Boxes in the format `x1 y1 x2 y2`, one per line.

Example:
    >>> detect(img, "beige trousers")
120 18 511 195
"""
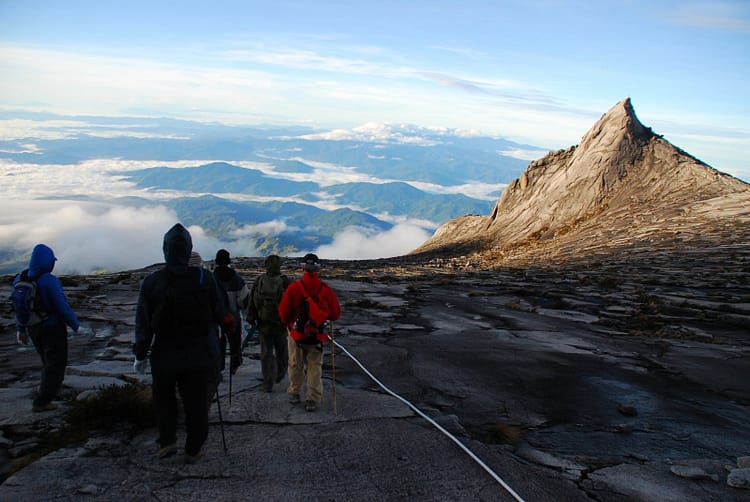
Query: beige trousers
287 335 323 402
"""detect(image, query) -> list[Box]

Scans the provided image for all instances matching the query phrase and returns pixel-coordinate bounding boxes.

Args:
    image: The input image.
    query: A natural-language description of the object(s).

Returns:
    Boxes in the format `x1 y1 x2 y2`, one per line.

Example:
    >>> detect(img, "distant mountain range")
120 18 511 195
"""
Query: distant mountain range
0 111 541 273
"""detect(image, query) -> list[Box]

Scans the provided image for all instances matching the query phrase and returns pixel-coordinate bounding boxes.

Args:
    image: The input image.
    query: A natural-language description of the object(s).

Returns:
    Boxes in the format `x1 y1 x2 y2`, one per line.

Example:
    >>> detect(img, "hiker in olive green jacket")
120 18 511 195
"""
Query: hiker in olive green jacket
248 255 291 392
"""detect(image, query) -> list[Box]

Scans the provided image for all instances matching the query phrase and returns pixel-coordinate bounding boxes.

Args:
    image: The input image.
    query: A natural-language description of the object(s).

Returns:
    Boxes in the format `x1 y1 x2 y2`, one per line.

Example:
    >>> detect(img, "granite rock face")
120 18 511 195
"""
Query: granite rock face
413 98 750 266
1 250 749 501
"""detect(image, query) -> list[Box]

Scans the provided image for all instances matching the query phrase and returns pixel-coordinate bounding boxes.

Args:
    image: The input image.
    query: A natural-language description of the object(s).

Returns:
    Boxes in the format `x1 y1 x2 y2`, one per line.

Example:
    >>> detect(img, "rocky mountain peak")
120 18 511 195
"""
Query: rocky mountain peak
578 97 650 151
412 98 750 264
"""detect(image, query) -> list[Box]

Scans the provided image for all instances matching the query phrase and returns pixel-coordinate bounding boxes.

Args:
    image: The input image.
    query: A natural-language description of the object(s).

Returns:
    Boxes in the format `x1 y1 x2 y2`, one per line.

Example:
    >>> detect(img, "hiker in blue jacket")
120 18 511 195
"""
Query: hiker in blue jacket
133 223 235 463
13 244 80 412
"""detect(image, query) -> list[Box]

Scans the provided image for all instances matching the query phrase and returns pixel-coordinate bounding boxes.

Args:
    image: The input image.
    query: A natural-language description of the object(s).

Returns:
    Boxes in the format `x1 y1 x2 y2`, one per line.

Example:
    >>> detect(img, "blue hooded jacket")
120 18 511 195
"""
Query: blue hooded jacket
14 244 80 332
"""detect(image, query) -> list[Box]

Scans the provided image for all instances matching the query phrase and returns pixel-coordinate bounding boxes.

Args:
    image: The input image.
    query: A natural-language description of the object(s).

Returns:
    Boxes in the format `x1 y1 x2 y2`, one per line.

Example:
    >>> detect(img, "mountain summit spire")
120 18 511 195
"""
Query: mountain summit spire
412 99 750 264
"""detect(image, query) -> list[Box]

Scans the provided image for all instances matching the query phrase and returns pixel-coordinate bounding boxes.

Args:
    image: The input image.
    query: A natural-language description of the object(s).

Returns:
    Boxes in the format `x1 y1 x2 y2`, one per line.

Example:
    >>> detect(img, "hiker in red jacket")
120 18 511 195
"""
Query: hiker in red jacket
278 253 341 412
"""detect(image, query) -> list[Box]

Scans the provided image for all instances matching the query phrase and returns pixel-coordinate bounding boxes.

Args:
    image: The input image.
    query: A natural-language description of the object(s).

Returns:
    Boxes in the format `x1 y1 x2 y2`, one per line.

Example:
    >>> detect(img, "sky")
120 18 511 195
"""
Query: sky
0 1 749 273
0 0 748 177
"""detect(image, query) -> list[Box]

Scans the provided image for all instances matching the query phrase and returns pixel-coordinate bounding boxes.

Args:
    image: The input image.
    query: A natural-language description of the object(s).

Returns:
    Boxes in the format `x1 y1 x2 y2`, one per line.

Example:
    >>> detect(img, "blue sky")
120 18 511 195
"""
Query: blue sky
1 0 749 179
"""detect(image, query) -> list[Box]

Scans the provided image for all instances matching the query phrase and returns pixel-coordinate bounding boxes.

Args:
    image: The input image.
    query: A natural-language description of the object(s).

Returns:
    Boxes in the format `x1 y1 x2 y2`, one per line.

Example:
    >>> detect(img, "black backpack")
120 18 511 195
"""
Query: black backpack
253 274 288 322
10 269 49 330
151 267 213 341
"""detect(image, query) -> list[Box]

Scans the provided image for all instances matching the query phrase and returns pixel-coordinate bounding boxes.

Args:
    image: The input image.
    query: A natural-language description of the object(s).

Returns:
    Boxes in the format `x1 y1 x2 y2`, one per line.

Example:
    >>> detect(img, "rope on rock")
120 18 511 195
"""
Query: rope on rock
333 340 527 502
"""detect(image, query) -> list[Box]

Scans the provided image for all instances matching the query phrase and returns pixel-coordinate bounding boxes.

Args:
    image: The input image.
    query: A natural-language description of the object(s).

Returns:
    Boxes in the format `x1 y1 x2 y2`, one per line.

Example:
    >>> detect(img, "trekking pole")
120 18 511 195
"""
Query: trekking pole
228 349 233 409
215 385 227 454
330 321 337 415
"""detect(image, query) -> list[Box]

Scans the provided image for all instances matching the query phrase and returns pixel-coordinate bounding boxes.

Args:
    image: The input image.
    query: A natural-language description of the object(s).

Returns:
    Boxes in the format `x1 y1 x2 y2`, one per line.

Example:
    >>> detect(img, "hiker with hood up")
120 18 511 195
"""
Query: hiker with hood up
12 244 80 412
212 249 247 378
133 223 235 463
278 253 341 412
248 254 291 392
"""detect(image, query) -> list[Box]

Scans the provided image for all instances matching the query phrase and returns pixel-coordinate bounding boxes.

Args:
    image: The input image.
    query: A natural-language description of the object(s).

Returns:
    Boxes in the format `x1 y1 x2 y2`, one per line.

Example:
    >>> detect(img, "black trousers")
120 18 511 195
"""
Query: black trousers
151 366 213 456
29 321 68 405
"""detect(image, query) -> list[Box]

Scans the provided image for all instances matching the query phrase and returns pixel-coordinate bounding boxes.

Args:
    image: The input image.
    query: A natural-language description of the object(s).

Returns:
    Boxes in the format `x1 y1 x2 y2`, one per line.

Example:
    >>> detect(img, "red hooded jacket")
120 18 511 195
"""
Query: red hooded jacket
278 271 341 342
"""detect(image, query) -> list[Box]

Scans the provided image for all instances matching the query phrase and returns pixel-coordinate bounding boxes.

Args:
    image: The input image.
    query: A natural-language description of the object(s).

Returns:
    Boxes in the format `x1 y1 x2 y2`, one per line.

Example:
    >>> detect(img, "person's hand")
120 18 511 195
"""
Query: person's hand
16 330 30 346
221 313 235 338
133 358 148 374
76 326 94 337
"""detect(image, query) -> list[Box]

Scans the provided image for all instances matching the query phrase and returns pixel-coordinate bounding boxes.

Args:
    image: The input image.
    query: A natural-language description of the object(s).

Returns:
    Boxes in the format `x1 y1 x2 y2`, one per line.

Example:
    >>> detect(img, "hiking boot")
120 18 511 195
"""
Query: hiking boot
157 443 177 459
305 400 317 412
184 448 204 465
289 394 301 405
32 401 57 413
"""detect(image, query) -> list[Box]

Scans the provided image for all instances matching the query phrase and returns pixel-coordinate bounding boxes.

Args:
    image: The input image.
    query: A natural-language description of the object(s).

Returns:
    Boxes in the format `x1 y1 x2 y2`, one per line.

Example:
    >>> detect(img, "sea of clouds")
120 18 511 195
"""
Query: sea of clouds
0 117 504 274
0 158 434 274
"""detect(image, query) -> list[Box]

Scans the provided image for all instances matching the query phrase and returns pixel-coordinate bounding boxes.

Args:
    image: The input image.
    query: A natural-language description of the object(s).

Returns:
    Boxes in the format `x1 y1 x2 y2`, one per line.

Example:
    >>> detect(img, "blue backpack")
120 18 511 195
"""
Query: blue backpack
11 270 49 330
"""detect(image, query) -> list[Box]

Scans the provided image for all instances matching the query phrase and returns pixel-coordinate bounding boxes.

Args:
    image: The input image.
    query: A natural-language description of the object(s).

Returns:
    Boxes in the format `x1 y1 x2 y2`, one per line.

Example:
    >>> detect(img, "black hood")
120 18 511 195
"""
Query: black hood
162 223 192 267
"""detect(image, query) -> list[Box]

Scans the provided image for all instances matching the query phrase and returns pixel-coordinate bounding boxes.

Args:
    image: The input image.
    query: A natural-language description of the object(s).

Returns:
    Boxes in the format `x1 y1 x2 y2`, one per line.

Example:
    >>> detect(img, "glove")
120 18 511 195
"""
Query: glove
221 313 235 337
230 354 242 375
133 358 148 374
76 326 93 337
16 330 30 346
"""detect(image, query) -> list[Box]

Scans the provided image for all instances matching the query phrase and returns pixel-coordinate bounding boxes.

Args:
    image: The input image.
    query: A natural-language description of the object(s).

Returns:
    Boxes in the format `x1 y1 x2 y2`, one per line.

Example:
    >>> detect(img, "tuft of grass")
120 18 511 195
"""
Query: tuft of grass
6 382 154 480
65 382 155 430
485 423 526 446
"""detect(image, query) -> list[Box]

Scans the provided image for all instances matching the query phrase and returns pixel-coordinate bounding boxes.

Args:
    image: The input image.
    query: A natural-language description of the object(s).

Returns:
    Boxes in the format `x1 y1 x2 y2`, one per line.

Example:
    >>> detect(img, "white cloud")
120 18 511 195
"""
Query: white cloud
405 180 506 201
673 4 750 33
0 200 261 274
0 44 286 123
185 225 259 265
314 224 431 260
0 118 191 141
499 147 549 161
0 201 176 273
232 220 297 237
299 123 442 145
0 157 274 202
295 122 487 145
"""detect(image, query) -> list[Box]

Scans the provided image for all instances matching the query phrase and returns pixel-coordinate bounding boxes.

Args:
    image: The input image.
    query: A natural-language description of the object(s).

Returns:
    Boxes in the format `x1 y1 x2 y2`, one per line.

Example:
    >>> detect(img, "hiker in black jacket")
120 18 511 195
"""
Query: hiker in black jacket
133 223 234 463
212 249 248 377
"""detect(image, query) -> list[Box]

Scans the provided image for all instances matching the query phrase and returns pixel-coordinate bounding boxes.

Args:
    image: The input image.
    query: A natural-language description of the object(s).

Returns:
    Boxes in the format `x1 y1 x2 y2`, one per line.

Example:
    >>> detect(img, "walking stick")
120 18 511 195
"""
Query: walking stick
330 321 337 415
215 385 227 453
228 348 233 409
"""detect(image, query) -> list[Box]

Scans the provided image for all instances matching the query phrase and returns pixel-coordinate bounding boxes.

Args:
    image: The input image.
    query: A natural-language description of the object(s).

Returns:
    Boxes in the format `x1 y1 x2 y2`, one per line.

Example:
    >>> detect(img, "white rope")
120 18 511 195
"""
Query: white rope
333 340 527 502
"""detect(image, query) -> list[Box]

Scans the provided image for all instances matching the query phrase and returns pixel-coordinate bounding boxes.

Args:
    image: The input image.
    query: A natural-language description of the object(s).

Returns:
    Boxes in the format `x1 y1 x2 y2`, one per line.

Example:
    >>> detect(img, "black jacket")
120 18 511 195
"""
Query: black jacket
134 224 229 369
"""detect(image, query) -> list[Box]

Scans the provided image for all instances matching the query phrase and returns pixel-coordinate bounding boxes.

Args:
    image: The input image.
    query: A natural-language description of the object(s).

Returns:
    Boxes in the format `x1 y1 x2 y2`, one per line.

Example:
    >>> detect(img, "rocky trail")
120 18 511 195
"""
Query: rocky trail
1 247 749 501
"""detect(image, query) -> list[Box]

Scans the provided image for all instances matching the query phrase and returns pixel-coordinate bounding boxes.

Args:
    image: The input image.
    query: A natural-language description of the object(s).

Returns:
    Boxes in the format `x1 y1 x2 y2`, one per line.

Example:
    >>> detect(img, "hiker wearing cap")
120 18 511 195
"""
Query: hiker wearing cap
212 249 248 378
278 253 341 412
11 244 80 412
248 255 291 392
133 223 235 463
